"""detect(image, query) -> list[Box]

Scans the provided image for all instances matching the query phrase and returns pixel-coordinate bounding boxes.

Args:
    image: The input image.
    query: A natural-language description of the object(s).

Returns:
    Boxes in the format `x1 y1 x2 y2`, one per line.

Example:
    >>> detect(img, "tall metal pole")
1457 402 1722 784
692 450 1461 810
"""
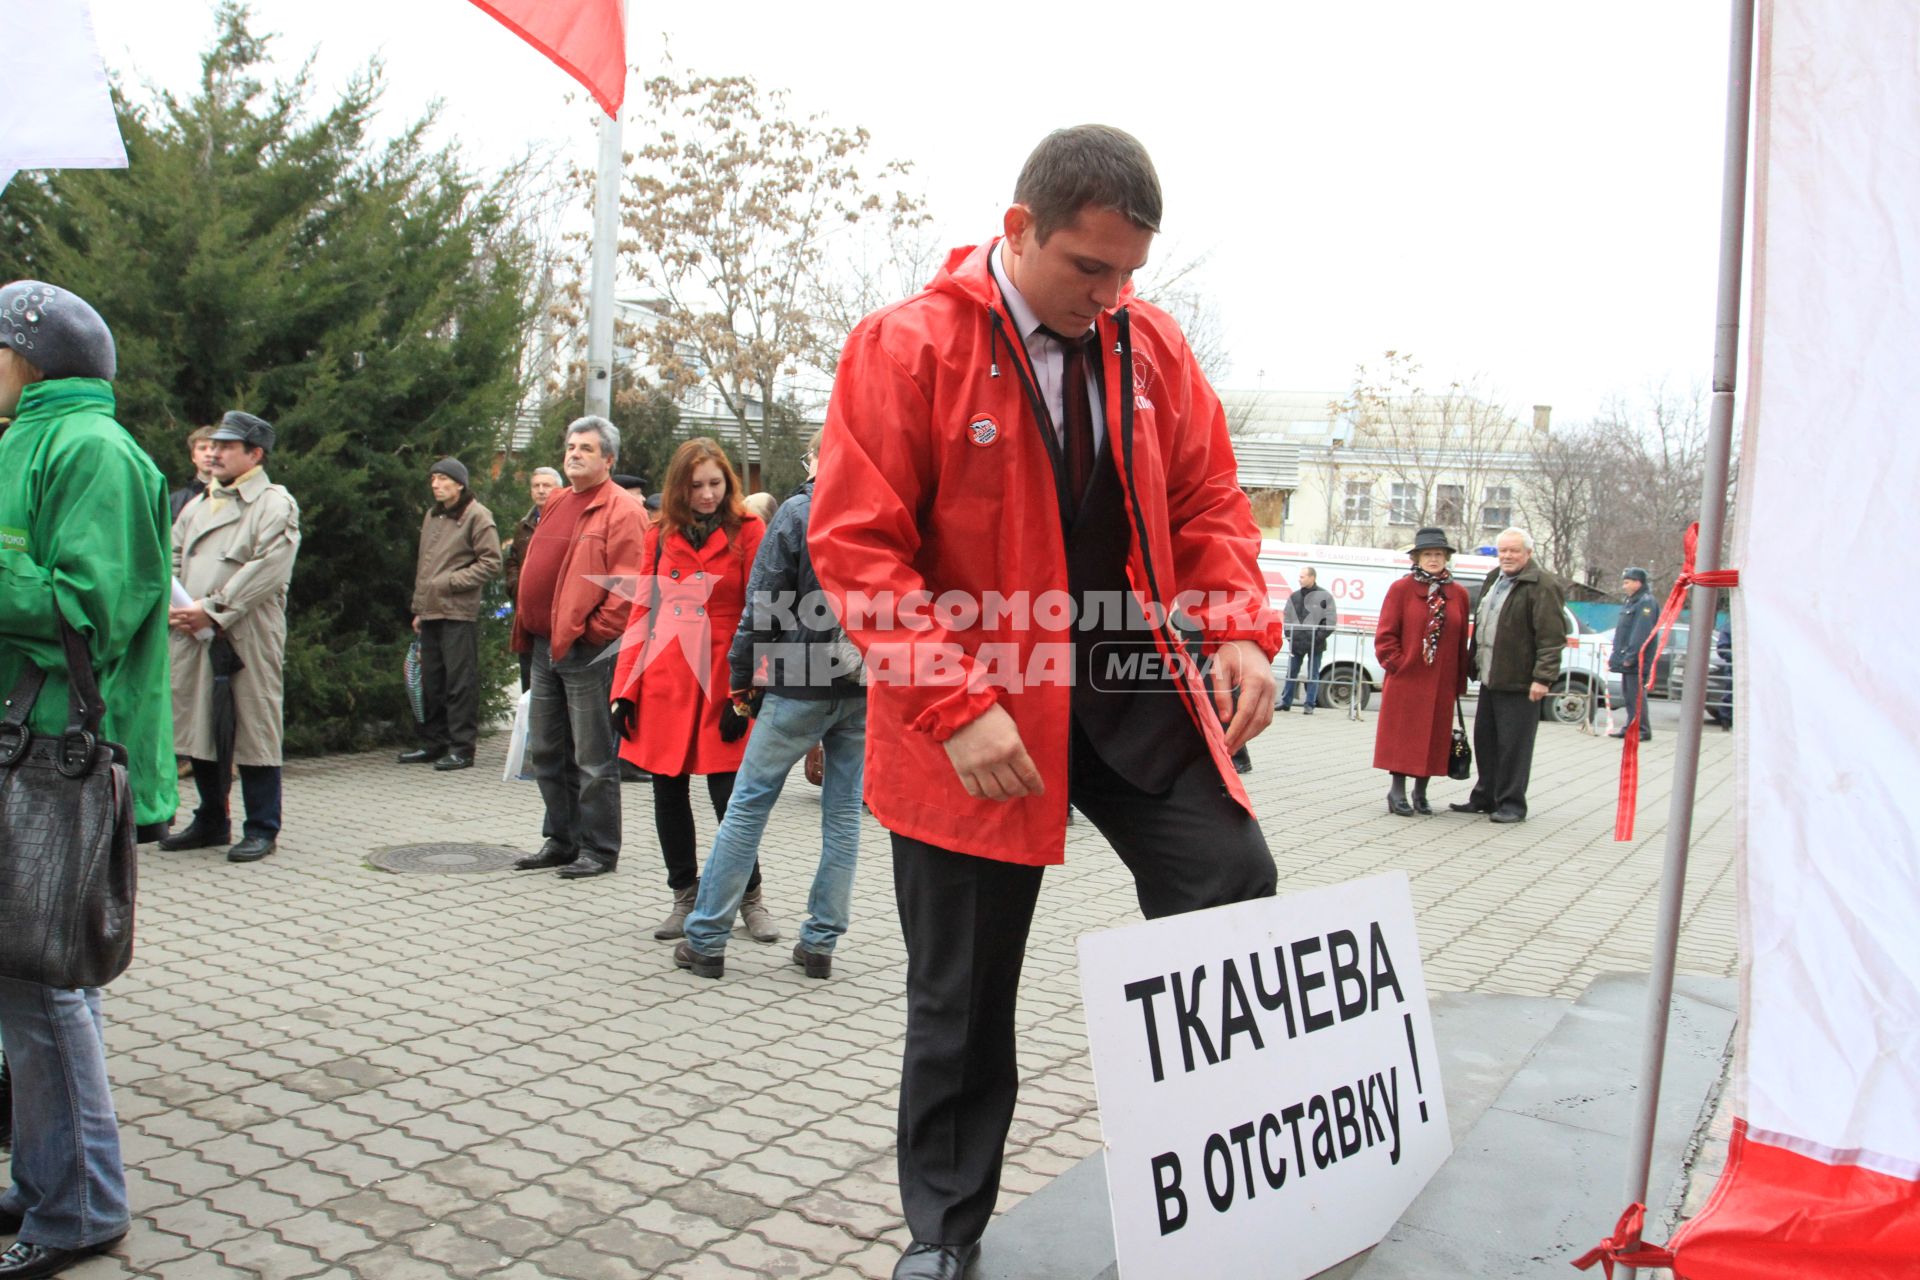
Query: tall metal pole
584 110 623 420
1617 1 1755 1271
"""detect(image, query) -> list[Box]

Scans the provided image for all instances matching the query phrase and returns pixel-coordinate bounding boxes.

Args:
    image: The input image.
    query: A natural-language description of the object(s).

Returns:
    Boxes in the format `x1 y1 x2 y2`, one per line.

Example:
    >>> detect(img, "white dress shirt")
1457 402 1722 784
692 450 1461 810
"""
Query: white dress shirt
990 242 1106 454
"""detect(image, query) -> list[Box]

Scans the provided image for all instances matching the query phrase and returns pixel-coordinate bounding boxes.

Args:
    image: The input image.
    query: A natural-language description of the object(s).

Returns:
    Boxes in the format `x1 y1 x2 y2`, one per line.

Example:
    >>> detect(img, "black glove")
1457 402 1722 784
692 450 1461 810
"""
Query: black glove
718 700 750 743
610 698 638 740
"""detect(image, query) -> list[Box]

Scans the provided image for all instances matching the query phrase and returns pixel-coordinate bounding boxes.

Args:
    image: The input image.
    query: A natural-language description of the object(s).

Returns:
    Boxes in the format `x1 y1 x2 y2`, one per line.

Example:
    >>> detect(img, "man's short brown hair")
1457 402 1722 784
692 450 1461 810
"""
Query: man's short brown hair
186 424 217 449
1013 124 1163 242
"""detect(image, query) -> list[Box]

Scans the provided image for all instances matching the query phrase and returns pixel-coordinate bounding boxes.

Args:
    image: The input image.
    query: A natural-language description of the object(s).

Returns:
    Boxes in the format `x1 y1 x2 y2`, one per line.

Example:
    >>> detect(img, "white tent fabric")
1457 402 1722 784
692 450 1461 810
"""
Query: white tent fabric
0 0 127 194
1660 2 1920 1276
1732 0 1920 1177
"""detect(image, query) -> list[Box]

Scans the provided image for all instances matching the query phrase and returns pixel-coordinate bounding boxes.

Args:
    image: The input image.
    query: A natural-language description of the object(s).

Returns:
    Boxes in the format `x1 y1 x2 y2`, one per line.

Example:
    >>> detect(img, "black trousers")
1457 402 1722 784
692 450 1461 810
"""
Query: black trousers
1621 666 1652 738
419 619 480 754
1468 689 1541 817
652 771 755 892
891 718 1276 1245
188 757 282 840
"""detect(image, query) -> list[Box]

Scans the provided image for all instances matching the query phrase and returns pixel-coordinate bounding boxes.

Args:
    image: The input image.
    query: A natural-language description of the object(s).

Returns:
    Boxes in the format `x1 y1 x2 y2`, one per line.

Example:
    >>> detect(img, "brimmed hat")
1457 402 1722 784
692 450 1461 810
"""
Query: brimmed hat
209 410 276 453
1408 526 1456 555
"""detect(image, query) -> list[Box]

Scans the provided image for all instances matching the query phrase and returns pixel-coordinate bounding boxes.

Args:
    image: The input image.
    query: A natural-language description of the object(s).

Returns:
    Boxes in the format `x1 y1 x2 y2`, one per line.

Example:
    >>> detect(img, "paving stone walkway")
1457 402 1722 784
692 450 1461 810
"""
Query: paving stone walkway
64 699 1735 1277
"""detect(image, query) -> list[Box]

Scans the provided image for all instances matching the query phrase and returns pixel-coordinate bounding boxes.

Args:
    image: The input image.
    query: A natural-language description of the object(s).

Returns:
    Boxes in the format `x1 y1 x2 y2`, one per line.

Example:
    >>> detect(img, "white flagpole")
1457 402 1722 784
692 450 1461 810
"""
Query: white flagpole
584 107 622 420
1616 2 1755 1272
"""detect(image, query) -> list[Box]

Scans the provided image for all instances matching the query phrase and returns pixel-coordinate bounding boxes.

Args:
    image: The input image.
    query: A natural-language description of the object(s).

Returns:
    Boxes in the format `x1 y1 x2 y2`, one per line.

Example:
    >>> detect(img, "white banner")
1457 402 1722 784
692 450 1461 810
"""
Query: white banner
1732 0 1920 1178
1078 872 1449 1279
0 0 127 188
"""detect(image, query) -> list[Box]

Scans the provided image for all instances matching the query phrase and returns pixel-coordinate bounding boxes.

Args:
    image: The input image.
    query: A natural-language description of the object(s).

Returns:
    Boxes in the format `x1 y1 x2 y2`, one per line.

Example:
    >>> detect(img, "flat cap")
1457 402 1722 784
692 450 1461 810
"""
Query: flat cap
209 410 276 453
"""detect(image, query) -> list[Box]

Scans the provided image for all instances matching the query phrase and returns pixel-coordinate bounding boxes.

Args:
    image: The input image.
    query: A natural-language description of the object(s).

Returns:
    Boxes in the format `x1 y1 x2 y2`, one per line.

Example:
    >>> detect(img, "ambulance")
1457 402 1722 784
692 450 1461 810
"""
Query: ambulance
1256 540 1608 723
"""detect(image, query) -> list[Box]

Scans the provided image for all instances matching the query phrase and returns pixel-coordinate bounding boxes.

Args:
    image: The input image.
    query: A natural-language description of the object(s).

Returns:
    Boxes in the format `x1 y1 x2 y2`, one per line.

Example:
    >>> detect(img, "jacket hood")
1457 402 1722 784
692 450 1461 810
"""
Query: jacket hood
930 240 1140 316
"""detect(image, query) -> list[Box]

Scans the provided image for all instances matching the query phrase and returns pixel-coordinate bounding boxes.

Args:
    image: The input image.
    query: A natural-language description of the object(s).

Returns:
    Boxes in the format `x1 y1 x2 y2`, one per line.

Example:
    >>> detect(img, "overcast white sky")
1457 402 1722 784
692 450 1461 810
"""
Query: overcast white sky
87 1 1736 421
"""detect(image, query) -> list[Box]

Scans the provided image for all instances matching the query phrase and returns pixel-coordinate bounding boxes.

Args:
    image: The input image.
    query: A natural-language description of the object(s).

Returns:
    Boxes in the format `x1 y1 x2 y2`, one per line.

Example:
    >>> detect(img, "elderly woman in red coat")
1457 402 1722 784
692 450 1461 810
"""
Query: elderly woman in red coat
612 439 765 939
1374 526 1472 815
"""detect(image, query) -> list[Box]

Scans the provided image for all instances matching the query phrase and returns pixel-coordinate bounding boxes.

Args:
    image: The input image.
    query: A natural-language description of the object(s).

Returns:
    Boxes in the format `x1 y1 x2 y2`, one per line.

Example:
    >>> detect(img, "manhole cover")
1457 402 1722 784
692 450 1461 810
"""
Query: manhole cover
368 843 524 874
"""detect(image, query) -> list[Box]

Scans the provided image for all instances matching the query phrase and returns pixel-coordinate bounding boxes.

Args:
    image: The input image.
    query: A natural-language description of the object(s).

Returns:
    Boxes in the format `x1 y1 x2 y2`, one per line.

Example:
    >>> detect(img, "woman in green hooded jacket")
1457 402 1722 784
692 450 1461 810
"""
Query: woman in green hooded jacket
0 279 171 1273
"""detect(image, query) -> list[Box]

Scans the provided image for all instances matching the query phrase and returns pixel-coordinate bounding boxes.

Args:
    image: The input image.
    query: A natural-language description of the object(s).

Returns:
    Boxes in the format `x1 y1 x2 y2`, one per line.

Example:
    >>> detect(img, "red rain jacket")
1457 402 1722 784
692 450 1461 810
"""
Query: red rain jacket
809 241 1283 865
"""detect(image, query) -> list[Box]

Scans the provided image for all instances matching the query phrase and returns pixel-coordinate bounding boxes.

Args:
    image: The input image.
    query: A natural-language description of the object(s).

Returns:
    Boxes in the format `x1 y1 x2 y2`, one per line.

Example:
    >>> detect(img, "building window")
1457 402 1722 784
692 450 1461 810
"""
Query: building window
1481 485 1513 531
1388 482 1421 526
1342 480 1372 525
1435 484 1465 527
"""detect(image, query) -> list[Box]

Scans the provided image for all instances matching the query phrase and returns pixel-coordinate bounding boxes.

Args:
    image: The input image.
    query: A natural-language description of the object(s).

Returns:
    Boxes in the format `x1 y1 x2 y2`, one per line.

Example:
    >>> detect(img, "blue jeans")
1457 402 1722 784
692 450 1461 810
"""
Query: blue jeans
1278 642 1326 710
683 693 866 956
0 981 128 1249
529 636 620 866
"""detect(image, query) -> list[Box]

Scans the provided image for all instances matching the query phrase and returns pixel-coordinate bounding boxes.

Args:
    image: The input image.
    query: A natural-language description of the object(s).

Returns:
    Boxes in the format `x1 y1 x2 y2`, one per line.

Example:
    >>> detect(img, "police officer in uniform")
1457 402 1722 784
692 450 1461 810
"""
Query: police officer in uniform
1609 566 1659 740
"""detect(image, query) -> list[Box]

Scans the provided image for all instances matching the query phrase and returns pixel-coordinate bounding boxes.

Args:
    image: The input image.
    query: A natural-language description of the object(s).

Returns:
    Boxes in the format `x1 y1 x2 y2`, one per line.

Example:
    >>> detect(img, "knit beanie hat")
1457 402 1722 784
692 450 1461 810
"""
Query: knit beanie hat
430 457 470 488
0 280 116 380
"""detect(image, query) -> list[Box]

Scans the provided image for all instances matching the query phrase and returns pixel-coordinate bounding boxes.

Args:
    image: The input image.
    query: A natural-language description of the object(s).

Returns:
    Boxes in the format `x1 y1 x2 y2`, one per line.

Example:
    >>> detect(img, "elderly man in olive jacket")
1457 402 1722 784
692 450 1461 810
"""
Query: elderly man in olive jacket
400 457 501 771
1453 527 1567 823
161 411 302 862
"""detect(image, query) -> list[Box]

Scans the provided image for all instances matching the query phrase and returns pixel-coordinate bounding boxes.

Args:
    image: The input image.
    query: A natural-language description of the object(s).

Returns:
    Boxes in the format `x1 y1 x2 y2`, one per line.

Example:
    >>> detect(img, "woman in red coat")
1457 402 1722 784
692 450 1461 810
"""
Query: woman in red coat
1373 526 1472 815
612 439 765 938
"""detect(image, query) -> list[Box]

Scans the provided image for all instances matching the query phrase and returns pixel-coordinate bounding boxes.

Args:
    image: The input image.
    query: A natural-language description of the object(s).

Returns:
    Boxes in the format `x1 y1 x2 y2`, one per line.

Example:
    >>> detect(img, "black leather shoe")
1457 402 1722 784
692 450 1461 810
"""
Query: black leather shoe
396 747 445 764
0 1234 125 1277
514 840 574 870
892 1240 980 1280
1489 809 1525 824
157 820 230 851
1387 795 1415 817
1411 795 1434 816
673 940 724 978
1449 802 1490 815
556 857 614 879
792 943 832 979
432 752 474 772
227 835 276 862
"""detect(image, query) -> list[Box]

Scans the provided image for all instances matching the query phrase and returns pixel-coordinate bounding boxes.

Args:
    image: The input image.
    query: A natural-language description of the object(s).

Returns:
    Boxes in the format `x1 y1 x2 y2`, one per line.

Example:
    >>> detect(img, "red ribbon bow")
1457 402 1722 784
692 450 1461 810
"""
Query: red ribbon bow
1615 524 1740 841
1571 1203 1677 1277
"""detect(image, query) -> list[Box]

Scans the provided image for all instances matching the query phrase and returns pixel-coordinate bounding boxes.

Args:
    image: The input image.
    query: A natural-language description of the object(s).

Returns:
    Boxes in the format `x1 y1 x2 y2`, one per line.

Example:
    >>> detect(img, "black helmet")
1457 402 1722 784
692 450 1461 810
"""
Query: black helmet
0 280 116 380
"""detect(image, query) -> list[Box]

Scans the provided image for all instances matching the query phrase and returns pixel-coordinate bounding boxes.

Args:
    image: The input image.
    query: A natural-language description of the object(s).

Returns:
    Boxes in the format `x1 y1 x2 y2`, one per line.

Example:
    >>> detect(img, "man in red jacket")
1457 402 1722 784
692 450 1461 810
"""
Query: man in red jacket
809 125 1283 1280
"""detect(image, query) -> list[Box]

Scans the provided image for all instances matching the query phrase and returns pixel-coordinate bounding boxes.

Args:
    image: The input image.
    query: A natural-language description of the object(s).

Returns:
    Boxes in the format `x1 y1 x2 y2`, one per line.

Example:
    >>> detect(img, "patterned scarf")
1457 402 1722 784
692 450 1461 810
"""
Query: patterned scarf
679 508 725 548
1410 566 1453 664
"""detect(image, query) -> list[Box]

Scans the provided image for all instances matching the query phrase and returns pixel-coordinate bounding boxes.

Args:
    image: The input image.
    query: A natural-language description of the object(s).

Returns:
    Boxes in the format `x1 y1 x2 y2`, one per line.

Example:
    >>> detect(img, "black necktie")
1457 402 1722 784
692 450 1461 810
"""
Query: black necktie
1046 328 1097 516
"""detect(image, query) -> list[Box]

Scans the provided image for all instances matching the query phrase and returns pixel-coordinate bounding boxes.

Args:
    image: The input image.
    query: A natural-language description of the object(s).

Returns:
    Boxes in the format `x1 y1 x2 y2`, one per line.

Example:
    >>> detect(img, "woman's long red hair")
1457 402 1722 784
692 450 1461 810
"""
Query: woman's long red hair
657 437 749 546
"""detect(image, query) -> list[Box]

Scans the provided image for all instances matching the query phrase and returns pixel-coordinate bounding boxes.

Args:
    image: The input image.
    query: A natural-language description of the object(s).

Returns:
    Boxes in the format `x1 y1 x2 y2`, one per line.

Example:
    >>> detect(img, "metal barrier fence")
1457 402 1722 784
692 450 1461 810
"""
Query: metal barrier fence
1270 624 1735 731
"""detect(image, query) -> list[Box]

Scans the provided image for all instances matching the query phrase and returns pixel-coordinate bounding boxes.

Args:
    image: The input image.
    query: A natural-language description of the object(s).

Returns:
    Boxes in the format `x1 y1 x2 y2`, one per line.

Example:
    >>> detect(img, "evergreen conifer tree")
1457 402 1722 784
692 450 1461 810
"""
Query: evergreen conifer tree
0 4 535 751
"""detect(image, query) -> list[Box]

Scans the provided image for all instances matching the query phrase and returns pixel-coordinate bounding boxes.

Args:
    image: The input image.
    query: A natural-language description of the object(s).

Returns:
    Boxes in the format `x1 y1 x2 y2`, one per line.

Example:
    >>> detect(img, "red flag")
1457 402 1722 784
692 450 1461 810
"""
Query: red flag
466 0 626 117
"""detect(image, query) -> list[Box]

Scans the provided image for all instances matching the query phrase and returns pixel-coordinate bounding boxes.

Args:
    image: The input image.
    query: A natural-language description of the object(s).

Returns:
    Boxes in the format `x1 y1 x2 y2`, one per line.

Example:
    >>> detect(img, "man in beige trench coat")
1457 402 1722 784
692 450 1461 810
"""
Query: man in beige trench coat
159 411 301 862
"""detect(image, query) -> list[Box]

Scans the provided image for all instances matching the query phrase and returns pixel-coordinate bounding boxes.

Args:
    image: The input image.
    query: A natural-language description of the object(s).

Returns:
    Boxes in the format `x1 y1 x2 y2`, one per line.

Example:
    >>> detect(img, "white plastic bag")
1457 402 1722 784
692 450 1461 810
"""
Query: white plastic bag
502 689 533 781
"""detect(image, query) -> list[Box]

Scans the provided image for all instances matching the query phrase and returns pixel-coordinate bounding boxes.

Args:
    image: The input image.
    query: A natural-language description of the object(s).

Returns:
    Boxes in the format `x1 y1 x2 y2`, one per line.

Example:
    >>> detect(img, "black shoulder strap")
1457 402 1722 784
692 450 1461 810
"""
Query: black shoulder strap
3 663 46 731
58 620 106 736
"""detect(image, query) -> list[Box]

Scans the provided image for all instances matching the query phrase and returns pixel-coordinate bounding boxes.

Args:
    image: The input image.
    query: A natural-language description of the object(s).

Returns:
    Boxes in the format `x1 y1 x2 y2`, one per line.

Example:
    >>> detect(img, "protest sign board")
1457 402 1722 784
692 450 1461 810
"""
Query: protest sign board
1078 871 1449 1279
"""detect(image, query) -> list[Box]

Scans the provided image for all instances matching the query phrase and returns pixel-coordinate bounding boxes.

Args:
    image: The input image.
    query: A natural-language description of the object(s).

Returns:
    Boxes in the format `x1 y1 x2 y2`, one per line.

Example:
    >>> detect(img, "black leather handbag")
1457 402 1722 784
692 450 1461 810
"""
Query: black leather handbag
1448 699 1473 781
0 623 138 988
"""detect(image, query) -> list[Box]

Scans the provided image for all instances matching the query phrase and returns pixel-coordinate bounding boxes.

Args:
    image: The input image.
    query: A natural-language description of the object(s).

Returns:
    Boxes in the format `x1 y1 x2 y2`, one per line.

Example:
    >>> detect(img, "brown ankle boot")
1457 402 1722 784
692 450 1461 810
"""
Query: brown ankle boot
740 885 781 943
653 879 700 940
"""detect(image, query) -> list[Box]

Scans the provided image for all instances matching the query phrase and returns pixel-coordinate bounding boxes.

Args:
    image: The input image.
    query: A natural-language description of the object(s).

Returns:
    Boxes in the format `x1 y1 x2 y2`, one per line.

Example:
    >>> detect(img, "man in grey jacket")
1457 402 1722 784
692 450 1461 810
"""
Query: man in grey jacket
400 457 501 771
1277 567 1337 713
